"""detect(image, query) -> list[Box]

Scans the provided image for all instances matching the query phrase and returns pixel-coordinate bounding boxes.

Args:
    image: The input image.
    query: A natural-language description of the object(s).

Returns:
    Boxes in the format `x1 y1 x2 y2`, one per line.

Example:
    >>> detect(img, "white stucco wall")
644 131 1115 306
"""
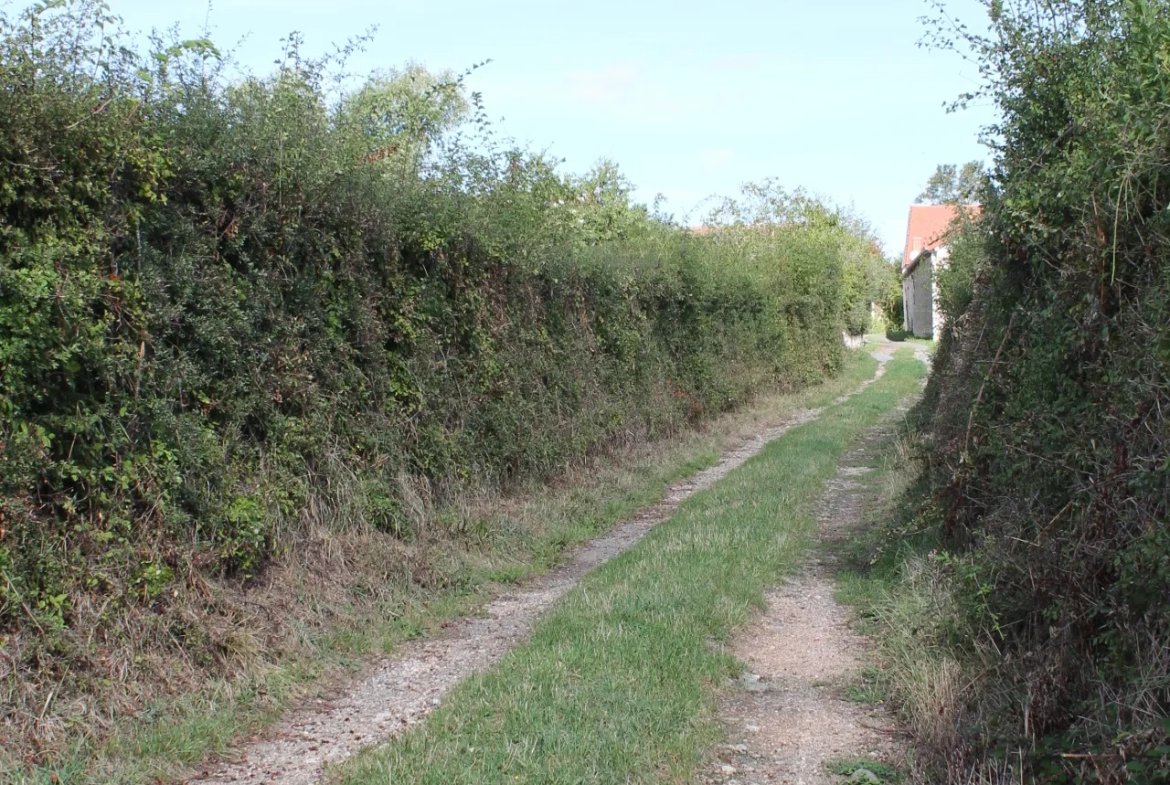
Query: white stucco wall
902 269 913 332
902 245 951 339
931 246 949 338
903 252 934 338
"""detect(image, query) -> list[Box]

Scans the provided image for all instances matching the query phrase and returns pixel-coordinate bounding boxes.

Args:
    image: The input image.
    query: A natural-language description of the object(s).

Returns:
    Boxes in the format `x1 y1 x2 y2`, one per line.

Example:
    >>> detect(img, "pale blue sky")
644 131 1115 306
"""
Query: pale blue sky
40 0 996 255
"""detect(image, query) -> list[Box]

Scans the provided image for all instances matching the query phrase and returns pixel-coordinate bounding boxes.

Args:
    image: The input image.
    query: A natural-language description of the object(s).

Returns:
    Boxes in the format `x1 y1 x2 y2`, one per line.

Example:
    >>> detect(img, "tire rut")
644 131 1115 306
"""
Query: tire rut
185 346 898 785
704 341 921 785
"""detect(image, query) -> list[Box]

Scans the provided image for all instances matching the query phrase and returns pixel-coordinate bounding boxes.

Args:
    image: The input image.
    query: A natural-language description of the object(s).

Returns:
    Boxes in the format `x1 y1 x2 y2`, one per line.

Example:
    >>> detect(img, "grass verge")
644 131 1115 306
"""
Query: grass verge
329 350 925 785
833 413 980 782
9 353 882 785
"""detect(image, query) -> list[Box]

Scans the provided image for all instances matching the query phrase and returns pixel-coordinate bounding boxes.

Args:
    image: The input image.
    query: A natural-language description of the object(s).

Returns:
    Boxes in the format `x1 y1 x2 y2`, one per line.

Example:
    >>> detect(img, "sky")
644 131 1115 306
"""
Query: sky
30 0 997 256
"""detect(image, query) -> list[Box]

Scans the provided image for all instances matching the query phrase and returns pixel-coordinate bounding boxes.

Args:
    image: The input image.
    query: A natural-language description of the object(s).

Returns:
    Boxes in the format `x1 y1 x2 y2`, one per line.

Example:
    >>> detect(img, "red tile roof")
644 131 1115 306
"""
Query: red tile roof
903 204 979 270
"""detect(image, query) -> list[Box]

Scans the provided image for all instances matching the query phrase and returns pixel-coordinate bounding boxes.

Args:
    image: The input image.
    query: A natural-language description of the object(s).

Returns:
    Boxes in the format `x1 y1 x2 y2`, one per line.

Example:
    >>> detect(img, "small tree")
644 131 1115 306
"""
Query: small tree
916 161 986 204
338 63 469 173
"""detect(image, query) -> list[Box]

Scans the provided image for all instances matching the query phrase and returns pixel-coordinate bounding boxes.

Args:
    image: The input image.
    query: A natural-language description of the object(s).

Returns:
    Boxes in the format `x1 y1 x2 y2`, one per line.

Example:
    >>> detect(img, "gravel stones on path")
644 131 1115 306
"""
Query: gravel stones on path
184 365 889 785
704 343 915 785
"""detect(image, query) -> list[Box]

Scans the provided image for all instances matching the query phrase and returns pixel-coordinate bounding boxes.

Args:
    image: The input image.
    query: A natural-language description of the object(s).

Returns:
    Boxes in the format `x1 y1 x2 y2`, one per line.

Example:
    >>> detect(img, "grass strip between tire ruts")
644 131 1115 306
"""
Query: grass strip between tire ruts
10 352 884 785
331 349 925 785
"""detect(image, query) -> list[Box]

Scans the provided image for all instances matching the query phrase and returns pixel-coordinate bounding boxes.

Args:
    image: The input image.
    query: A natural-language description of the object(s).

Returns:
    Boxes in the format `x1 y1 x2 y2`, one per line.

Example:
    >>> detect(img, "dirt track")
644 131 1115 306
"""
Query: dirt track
704 341 923 785
186 339 910 785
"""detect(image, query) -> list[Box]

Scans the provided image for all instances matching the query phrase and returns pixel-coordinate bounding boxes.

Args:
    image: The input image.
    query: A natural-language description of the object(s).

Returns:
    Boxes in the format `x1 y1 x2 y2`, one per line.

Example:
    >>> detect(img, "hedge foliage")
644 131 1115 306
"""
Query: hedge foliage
0 1 884 659
919 1 1170 781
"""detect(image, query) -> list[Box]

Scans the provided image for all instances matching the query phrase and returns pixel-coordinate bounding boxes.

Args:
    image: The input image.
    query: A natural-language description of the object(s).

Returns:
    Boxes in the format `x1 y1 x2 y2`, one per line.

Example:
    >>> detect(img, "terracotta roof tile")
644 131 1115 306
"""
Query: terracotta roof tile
903 204 979 270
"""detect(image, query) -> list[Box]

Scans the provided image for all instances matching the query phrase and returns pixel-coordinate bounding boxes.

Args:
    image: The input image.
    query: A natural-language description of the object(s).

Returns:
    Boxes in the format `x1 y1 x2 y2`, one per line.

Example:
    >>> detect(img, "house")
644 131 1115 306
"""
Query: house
902 204 976 338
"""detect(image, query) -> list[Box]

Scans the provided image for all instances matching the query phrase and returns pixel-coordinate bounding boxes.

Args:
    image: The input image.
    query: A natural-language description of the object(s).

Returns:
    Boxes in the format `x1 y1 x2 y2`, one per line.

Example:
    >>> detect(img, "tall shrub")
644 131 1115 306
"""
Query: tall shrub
919 1 1170 781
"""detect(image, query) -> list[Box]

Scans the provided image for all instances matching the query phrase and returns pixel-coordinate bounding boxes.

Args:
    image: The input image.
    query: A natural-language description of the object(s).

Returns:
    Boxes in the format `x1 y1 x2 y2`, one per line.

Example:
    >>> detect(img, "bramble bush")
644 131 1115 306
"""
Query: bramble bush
0 0 884 754
914 1 1170 781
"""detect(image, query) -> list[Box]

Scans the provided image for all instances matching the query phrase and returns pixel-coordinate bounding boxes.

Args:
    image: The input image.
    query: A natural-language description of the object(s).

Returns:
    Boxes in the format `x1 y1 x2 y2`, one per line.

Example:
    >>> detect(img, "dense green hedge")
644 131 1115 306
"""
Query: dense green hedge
919 2 1170 781
0 2 881 649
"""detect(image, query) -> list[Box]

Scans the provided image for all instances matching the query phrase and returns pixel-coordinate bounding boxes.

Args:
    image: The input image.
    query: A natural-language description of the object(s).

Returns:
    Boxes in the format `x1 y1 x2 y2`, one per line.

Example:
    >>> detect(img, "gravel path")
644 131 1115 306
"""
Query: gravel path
184 344 897 785
704 340 920 785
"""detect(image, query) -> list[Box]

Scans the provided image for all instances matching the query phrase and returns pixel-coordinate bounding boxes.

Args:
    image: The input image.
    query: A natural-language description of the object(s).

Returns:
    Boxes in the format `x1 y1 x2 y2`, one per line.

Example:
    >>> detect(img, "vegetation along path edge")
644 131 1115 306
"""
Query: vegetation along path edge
186 344 900 785
331 344 926 785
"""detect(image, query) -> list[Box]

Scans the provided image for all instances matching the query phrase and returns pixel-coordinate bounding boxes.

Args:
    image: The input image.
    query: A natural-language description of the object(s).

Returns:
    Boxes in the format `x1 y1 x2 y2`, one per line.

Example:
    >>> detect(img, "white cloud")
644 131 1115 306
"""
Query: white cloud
567 64 639 105
700 148 735 171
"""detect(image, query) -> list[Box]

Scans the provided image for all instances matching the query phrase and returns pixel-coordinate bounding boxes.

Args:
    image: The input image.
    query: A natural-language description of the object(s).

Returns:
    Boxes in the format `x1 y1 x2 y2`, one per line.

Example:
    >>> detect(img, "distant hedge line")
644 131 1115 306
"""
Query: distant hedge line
0 3 884 638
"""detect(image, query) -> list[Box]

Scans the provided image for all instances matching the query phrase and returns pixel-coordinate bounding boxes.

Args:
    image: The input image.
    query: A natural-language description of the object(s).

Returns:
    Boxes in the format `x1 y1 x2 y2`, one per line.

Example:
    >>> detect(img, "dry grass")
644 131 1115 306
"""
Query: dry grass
835 401 1163 785
329 350 924 785
2 353 877 785
835 425 1008 785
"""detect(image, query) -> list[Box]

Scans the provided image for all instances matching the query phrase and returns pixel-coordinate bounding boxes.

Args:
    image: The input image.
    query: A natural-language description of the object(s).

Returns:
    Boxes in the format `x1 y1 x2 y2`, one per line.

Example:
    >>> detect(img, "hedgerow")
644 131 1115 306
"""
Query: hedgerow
0 0 884 759
912 1 1170 781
